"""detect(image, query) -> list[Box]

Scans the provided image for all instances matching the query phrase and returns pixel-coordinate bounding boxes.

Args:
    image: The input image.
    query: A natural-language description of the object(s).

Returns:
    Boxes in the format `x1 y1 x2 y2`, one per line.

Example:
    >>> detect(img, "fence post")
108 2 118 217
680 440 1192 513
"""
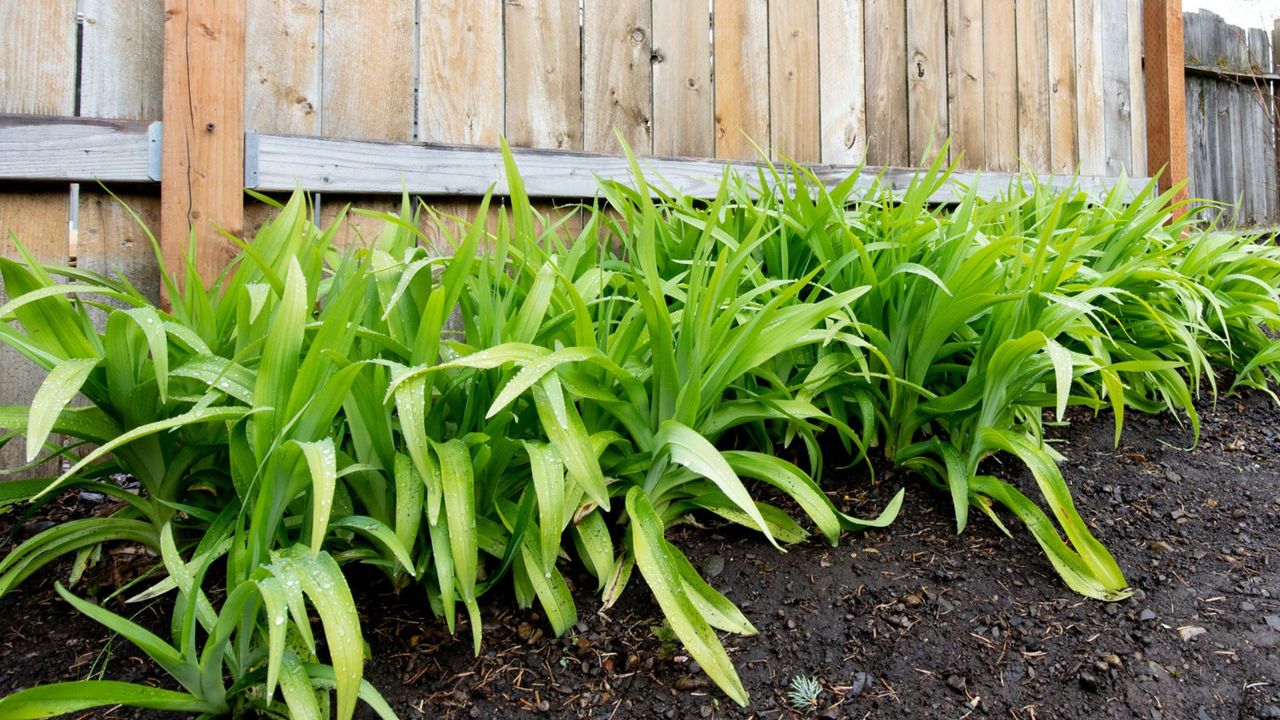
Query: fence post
161 0 245 291
1142 0 1188 207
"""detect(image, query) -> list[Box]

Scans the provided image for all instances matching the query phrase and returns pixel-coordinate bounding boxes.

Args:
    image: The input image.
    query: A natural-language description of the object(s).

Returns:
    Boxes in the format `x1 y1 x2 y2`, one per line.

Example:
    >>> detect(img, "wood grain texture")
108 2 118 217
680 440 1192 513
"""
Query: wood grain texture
982 0 1018 171
652 0 714 156
907 0 947 165
1075 0 1106 175
248 131 1146 202
316 195 402 248
713 0 769 159
505 0 582 150
0 116 156 182
1141 0 1186 205
1100 0 1133 176
161 0 245 289
421 0 503 145
1128 1 1148 176
245 0 320 135
865 0 908 165
78 190 163 303
818 0 866 164
0 0 77 115
947 0 984 169
1047 0 1078 174
1015 0 1050 170
0 192 70 477
321 0 414 141
81 0 165 120
583 0 653 153
770 0 820 162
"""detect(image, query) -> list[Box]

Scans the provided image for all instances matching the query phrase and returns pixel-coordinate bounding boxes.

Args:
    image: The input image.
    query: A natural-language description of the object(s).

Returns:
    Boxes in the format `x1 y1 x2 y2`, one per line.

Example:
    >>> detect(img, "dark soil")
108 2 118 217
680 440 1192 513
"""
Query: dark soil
2 389 1279 719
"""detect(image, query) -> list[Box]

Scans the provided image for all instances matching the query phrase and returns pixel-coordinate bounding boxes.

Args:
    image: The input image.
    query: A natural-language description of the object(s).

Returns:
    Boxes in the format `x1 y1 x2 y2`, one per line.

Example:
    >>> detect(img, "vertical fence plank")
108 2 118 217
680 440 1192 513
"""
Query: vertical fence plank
906 0 947 164
1100 0 1133 176
322 0 414 141
713 0 769 159
652 0 714 156
866 0 908 165
505 0 581 150
81 0 165 120
161 0 245 287
1075 0 1105 175
983 0 1018 171
245 0 320 135
1128 1 1148 176
421 0 503 146
947 0 985 169
584 0 653 154
80 0 164 309
1016 0 1050 170
770 0 820 162
1047 0 1078 174
818 0 866 164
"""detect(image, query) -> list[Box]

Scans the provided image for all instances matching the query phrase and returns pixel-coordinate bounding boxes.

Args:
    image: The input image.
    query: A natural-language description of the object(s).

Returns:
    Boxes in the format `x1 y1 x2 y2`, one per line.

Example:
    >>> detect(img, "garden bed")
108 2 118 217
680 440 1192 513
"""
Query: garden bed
3 388 1277 719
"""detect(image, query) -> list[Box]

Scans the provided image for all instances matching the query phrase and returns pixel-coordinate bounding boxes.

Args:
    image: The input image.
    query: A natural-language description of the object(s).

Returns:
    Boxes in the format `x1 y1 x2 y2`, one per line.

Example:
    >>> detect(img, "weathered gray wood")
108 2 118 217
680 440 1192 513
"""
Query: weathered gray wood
245 131 1146 203
1100 0 1132 176
0 115 158 182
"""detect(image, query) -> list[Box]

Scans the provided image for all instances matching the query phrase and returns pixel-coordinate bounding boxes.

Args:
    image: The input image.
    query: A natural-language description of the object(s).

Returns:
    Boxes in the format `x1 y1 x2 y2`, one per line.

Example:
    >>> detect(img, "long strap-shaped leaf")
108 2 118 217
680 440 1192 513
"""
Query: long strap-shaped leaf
0 681 216 719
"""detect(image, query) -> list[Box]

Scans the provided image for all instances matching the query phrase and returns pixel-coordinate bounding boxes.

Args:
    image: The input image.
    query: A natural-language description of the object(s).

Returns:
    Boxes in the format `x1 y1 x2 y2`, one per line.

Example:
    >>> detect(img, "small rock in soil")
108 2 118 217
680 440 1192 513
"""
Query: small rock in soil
1140 609 1158 622
1078 671 1100 692
703 554 724 578
1178 625 1207 642
946 675 967 693
1265 615 1280 632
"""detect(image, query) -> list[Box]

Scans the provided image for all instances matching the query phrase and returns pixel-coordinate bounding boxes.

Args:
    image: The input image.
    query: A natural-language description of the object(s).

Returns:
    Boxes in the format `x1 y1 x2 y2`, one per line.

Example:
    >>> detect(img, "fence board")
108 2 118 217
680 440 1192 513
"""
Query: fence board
1127 1 1147 175
583 0 653 154
1016 0 1050 169
505 0 581 150
81 0 164 121
1047 0 1078 174
245 0 320 135
866 0 908 165
982 0 1018 171
421 0 503 146
713 0 769 159
907 0 947 164
321 1 414 141
652 0 714 156
818 0 866 164
1100 0 1133 176
947 0 985 169
1075 0 1105 175
770 0 820 162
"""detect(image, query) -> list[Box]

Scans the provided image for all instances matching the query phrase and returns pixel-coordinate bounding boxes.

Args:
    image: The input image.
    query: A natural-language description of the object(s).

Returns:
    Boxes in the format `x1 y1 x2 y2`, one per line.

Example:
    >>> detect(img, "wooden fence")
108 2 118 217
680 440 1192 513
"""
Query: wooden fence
1182 10 1279 226
0 0 1164 475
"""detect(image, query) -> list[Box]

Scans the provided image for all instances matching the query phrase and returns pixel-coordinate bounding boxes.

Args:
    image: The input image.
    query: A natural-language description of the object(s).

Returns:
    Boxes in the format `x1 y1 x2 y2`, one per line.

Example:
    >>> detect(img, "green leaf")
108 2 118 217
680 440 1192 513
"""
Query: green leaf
626 487 748 705
25 358 99 462
0 681 216 719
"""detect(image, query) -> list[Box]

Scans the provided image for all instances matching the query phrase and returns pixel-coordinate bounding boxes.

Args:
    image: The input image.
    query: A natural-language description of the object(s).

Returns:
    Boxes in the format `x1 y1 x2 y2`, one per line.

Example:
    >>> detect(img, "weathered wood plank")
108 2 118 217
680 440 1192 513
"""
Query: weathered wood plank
504 0 581 150
81 0 165 121
1100 0 1133 176
321 0 415 141
713 0 769 159
0 0 77 115
247 131 1147 203
160 0 244 289
907 0 947 164
0 192 69 477
245 0 320 135
982 0 1018 171
818 0 867 164
1128 1 1147 176
1016 0 1050 170
1047 0 1078 174
78 190 163 303
652 0 714 156
947 0 985 169
865 0 909 165
1075 0 1105 175
583 0 653 153
0 116 157 183
770 0 821 162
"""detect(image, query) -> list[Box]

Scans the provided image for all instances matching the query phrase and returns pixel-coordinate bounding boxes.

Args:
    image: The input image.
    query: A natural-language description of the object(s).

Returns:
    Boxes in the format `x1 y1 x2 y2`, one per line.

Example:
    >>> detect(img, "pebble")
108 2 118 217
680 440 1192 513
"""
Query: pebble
946 674 967 693
850 672 872 697
1078 671 1100 692
903 593 924 609
1140 609 1157 622
703 554 724 578
1266 615 1280 633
